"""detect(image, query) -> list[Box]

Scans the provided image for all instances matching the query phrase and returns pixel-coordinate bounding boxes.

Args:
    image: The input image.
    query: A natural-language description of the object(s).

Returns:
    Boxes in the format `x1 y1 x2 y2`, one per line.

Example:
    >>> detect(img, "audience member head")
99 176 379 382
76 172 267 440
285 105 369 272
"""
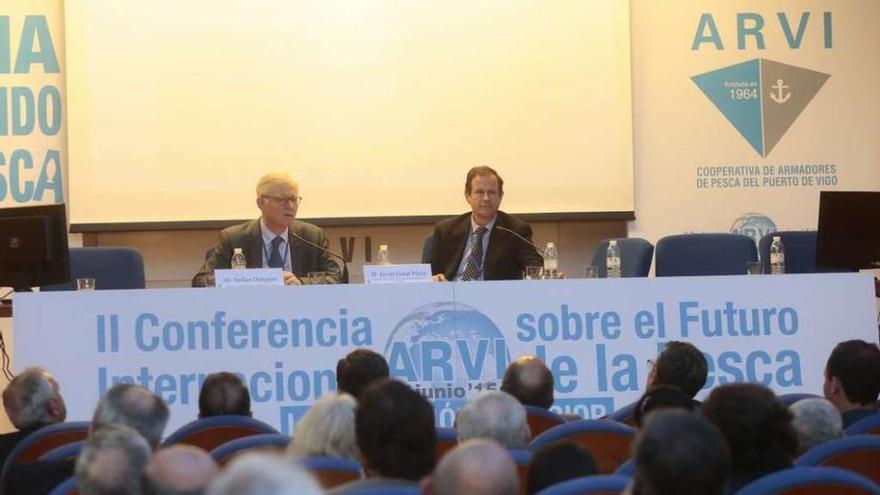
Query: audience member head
456 391 530 449
2 366 66 430
633 385 694 427
336 349 390 399
631 410 730 495
288 392 359 461
207 453 321 495
92 383 170 448
527 442 597 494
824 339 880 411
648 341 708 398
789 398 843 454
143 445 218 495
356 379 437 481
198 372 252 418
76 424 152 495
701 383 797 475
501 355 554 410
423 439 518 495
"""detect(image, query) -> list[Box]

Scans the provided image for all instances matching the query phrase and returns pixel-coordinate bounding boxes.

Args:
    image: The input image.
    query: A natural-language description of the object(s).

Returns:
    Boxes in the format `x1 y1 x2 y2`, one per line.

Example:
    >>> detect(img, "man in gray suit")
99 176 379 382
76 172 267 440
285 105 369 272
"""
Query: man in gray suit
192 173 342 287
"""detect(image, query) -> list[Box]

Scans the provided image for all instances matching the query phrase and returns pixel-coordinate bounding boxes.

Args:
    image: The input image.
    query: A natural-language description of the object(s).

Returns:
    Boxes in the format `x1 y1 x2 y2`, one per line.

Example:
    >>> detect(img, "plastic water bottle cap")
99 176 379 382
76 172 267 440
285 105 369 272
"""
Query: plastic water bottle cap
233 248 243 253
610 240 618 246
546 242 555 249
379 244 388 250
773 236 780 241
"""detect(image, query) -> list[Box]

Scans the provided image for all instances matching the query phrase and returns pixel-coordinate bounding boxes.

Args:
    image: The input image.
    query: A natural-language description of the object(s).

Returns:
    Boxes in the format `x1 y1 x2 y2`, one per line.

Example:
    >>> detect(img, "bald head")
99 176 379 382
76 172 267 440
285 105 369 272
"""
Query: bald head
144 445 218 495
501 355 554 410
426 440 518 495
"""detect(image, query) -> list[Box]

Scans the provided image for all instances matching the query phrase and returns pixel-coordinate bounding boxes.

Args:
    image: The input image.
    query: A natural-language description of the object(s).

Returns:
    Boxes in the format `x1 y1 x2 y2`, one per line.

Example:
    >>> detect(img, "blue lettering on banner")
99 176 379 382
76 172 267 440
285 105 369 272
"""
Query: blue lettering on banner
550 398 615 420
0 16 60 74
0 148 64 203
515 305 621 342
692 11 833 51
678 301 799 338
132 310 372 352
701 349 802 389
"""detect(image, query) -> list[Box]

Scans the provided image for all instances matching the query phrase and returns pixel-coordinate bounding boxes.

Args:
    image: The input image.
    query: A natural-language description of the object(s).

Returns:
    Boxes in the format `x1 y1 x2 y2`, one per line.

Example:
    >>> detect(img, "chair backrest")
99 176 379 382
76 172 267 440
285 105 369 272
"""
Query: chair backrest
777 392 822 407
40 247 146 291
509 449 532 495
39 441 84 462
655 233 757 276
326 479 419 495
47 476 78 495
533 474 631 495
162 415 279 451
613 458 634 477
298 456 363 490
1 421 90 483
525 406 566 438
795 435 880 484
435 427 458 462
529 420 635 474
607 401 638 428
847 413 880 436
736 466 880 495
422 235 434 264
590 238 654 278
759 231 857 274
210 433 290 467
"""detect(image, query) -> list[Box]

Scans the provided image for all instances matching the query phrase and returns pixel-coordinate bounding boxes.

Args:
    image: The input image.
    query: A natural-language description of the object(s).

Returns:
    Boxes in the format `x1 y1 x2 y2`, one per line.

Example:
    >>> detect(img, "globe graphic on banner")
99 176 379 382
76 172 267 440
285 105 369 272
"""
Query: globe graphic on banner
384 301 507 388
730 212 777 245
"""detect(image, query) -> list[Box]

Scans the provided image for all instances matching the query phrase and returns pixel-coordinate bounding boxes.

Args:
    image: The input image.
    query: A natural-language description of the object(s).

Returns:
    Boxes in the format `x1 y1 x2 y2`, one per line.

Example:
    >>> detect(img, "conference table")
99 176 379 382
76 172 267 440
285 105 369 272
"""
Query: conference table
8 273 879 436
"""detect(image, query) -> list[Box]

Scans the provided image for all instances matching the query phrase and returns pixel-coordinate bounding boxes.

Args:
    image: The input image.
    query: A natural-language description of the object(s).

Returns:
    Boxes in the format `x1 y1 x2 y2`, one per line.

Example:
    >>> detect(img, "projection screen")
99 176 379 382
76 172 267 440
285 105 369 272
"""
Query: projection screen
65 0 633 228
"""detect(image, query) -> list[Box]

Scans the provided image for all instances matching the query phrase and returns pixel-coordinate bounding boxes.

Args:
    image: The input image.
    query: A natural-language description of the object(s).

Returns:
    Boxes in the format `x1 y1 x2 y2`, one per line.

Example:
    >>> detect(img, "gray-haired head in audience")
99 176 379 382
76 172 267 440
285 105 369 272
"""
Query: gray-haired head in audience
789 398 843 454
423 439 517 495
456 391 530 449
92 383 170 449
2 366 66 430
143 445 218 495
287 392 359 461
76 423 152 495
207 453 323 495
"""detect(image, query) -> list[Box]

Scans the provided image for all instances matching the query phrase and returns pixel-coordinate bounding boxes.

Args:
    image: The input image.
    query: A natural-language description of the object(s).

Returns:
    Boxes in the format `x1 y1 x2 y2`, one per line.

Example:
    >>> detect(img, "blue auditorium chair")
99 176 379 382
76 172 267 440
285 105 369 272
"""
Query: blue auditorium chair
795 435 880 485
298 456 363 490
607 400 638 427
529 420 634 474
210 433 290 467
655 233 757 276
47 477 78 495
533 474 631 495
614 458 634 477
524 405 566 437
589 238 654 277
162 415 279 452
435 427 458 461
41 247 145 291
1 421 90 485
510 449 533 493
327 479 419 495
736 466 880 495
38 441 84 462
777 393 821 407
759 231 857 274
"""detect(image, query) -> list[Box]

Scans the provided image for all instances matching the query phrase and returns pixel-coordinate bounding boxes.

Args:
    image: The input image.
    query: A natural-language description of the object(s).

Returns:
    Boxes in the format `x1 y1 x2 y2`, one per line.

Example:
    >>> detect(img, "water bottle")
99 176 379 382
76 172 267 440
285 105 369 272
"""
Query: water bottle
606 240 621 278
377 244 391 265
543 242 559 279
231 248 247 270
770 236 785 274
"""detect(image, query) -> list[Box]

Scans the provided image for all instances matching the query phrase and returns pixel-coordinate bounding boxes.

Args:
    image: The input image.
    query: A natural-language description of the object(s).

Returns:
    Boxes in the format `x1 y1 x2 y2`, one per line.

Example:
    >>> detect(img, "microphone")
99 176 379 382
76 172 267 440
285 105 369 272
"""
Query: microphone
289 232 350 284
494 225 546 257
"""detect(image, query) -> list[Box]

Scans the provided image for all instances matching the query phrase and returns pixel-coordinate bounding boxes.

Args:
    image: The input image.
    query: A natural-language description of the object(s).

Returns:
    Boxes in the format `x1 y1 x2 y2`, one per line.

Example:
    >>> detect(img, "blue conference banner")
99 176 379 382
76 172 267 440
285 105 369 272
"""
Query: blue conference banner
14 274 878 435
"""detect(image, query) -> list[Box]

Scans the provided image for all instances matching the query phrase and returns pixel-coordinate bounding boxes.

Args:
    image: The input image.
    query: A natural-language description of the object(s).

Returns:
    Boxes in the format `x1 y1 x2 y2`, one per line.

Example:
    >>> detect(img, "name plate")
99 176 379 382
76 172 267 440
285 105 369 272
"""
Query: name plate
363 263 433 284
215 268 284 288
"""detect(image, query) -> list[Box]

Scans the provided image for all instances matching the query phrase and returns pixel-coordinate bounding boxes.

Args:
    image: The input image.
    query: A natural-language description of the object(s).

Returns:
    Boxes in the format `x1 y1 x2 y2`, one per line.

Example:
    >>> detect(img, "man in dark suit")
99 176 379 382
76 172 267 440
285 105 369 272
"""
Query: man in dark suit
823 339 880 428
430 166 542 281
0 367 67 469
192 172 342 287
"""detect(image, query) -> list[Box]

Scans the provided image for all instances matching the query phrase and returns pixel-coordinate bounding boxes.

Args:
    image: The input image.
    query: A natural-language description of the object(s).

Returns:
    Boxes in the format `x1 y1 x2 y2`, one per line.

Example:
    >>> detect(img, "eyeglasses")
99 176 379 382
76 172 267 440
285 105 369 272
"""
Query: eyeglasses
261 195 302 205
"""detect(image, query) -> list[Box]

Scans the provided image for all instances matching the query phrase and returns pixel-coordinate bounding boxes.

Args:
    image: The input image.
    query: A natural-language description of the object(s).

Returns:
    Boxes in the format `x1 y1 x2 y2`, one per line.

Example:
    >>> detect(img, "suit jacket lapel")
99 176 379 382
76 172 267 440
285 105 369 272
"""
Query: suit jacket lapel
246 220 263 269
445 216 471 278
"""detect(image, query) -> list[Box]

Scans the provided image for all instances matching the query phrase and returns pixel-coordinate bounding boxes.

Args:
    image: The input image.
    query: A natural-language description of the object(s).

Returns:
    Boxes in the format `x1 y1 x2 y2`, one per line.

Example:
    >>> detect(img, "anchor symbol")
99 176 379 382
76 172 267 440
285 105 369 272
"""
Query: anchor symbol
770 79 791 104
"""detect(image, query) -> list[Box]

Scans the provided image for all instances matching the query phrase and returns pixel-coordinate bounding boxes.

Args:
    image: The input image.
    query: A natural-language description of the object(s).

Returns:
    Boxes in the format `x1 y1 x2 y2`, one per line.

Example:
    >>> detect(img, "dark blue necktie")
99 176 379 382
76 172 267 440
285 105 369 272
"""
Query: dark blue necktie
461 227 487 281
268 236 285 268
